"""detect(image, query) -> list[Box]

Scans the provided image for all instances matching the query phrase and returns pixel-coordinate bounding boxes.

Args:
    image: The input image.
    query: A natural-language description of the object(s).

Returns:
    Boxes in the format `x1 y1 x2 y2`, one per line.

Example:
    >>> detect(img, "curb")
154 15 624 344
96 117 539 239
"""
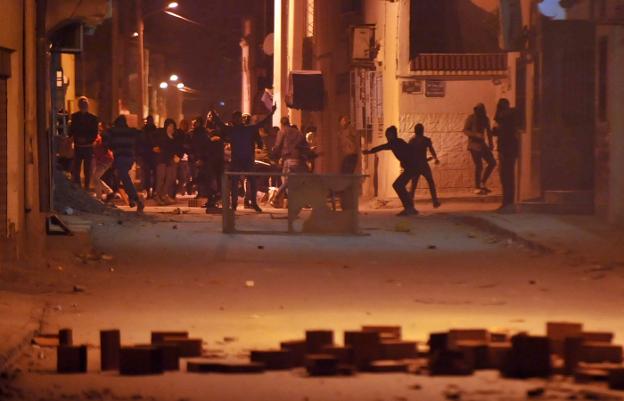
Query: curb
0 303 48 373
451 214 554 254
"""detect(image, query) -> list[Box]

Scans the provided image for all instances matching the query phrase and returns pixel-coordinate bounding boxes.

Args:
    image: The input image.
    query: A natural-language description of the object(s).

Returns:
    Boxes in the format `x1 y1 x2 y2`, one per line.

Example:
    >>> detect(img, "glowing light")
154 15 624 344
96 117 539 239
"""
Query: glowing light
177 83 184 90
159 82 169 89
167 2 179 9
132 32 139 38
169 74 179 82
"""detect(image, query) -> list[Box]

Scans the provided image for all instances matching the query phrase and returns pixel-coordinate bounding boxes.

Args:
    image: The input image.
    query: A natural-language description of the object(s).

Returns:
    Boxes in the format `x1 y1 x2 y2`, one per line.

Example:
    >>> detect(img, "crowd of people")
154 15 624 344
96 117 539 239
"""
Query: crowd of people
63 95 518 217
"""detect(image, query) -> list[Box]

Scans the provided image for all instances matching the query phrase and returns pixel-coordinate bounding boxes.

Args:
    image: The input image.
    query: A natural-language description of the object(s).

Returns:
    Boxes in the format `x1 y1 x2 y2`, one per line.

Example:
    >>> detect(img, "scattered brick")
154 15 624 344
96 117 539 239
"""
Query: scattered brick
280 340 306 367
151 331 188 344
456 341 490 370
546 322 583 355
100 330 120 371
368 360 409 373
322 345 353 364
250 349 293 370
380 340 418 360
57 345 87 374
564 337 584 375
59 329 73 346
428 350 472 376
162 338 202 358
187 360 265 374
501 335 551 378
361 326 402 341
305 330 334 354
580 342 623 363
428 332 449 353
305 354 339 376
119 346 164 375
581 331 614 343
448 329 489 350
344 330 381 369
488 343 511 370
608 368 624 390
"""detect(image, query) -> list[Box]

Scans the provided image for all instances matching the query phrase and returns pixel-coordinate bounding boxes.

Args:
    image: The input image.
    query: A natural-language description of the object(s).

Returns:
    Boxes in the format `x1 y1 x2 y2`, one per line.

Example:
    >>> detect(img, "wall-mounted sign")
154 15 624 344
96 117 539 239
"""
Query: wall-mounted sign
425 80 446 97
402 80 423 94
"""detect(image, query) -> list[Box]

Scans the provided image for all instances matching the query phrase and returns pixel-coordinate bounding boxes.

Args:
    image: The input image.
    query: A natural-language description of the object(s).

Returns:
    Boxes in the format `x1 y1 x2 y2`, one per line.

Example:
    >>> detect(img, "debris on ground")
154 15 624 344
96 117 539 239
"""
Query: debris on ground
72 285 86 293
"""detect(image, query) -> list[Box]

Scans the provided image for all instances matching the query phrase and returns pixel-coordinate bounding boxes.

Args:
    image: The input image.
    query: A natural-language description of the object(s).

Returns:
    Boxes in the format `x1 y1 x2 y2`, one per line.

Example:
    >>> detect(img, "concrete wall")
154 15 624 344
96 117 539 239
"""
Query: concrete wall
0 0 43 264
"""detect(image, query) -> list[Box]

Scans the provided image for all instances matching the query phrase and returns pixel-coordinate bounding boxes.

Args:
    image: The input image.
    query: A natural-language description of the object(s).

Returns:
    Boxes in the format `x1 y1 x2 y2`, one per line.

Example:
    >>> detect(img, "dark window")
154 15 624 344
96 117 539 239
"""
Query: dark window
598 36 608 122
341 0 362 14
410 0 500 57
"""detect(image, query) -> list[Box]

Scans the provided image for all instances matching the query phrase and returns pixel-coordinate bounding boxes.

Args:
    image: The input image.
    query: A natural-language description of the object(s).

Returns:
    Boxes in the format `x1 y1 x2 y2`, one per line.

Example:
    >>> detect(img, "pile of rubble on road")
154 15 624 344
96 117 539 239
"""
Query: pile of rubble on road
33 321 624 391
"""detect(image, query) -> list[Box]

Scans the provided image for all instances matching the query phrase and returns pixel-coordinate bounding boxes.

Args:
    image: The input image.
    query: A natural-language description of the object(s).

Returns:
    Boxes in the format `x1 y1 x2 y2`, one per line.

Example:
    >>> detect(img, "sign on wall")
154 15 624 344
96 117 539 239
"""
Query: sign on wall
425 80 446 97
402 80 423 94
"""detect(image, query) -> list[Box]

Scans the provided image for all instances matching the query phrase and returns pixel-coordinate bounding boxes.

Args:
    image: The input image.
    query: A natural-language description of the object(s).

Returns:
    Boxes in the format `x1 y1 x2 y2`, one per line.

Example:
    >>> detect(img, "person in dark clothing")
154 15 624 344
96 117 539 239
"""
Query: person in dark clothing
138 116 158 198
408 124 441 208
464 103 497 195
192 114 224 208
153 118 183 205
363 126 419 216
69 97 99 189
213 105 276 212
175 119 193 196
493 98 519 211
103 115 144 212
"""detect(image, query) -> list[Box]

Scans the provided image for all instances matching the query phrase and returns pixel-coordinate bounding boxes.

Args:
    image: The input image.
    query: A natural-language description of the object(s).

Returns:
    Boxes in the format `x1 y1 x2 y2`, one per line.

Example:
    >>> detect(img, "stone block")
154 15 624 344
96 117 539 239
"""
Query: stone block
57 345 87 374
380 340 418 360
305 354 339 376
162 337 202 358
119 346 164 375
608 368 624 390
448 329 489 349
305 330 333 354
100 330 120 371
368 360 409 373
280 340 306 367
501 335 551 378
428 349 473 376
250 349 293 370
456 341 490 370
151 331 188 344
580 343 623 363
428 332 449 353
361 326 402 341
488 343 511 370
546 322 583 355
344 330 381 369
322 345 353 364
187 360 265 374
581 332 614 343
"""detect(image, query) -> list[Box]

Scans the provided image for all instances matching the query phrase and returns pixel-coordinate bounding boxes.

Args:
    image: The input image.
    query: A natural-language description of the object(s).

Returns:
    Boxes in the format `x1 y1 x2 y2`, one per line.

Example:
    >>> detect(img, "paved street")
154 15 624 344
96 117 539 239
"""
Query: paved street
1 206 624 400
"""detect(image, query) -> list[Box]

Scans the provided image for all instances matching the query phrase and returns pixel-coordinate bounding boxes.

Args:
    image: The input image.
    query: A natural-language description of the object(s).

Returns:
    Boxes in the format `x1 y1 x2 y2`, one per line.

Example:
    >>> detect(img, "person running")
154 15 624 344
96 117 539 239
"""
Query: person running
212 105 276 212
91 122 114 200
103 115 144 212
270 116 309 208
409 123 441 208
493 98 519 211
464 103 497 195
363 126 418 216
68 97 99 189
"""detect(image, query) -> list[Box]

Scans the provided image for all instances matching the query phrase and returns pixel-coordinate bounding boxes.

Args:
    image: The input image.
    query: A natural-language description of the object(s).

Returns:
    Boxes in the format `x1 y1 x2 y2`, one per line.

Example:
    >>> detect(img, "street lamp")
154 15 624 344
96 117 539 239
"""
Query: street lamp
159 82 169 89
137 1 183 119
176 83 184 90
169 74 179 82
